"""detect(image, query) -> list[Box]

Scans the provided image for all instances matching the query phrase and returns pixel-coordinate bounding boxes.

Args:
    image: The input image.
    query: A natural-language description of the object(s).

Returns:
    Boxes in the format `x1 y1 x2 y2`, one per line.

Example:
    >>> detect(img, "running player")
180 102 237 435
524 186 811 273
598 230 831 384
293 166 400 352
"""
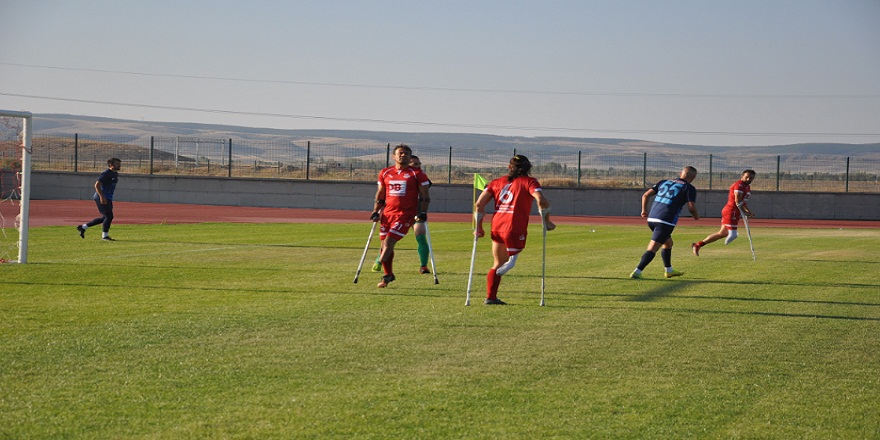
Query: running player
630 166 699 279
692 169 756 255
76 158 122 241
370 145 431 288
475 155 554 305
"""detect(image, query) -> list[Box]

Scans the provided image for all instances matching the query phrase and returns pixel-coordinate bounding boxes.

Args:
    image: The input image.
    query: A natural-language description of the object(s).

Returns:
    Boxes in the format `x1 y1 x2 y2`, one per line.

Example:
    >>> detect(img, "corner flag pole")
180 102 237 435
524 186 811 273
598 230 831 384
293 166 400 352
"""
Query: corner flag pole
465 211 479 306
466 173 487 305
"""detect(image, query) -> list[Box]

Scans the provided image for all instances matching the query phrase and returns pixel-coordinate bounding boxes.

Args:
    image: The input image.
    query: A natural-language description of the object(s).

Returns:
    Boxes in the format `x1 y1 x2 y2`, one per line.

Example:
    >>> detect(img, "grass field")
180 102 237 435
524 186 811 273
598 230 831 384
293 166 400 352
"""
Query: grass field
2 221 879 438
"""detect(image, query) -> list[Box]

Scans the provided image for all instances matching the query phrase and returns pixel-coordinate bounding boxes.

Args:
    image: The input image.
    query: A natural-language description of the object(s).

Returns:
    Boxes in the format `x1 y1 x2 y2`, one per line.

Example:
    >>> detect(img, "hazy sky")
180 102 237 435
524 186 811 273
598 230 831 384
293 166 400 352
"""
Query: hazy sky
2 0 879 146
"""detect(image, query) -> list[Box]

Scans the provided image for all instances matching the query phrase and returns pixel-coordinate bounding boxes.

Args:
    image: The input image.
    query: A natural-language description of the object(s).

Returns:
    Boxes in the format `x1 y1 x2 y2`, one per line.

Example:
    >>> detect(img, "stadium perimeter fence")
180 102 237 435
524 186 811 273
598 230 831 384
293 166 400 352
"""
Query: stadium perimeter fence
27 134 880 193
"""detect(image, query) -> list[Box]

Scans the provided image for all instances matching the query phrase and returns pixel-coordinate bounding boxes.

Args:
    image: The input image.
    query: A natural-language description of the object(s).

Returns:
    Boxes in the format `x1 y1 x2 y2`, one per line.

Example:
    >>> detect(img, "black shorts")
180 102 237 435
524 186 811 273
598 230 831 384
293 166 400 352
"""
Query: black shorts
648 221 675 244
94 199 114 215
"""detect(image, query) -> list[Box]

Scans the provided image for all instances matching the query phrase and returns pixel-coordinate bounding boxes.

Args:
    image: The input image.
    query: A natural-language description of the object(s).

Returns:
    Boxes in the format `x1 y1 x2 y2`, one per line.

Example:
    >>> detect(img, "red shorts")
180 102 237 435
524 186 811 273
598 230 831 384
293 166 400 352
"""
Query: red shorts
380 213 414 241
491 230 528 255
721 205 742 229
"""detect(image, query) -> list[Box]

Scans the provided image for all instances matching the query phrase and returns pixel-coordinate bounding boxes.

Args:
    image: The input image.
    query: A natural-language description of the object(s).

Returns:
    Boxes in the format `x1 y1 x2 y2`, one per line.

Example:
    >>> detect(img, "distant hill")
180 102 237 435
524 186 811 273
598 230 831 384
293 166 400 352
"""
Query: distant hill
31 113 880 158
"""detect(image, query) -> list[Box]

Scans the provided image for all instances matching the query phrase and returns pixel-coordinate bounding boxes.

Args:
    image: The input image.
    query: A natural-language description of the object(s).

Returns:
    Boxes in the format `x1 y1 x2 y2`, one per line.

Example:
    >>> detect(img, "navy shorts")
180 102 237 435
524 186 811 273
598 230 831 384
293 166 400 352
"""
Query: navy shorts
648 221 675 244
94 199 114 216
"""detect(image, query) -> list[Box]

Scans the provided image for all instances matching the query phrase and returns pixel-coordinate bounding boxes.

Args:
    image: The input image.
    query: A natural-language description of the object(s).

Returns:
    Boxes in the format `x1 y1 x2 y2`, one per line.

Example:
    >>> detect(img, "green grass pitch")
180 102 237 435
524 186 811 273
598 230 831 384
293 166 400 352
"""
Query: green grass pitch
2 222 879 438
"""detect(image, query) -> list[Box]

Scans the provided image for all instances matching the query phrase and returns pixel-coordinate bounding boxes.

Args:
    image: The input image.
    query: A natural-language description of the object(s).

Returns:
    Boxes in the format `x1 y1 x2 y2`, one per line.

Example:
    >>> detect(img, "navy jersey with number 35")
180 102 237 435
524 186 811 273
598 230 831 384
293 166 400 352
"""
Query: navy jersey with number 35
647 178 697 226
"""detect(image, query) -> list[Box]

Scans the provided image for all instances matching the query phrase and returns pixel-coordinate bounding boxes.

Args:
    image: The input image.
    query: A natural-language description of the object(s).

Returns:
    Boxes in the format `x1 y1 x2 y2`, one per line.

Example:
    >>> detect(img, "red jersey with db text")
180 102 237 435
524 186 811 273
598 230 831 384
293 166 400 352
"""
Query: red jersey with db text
726 180 751 209
377 166 430 216
485 176 542 234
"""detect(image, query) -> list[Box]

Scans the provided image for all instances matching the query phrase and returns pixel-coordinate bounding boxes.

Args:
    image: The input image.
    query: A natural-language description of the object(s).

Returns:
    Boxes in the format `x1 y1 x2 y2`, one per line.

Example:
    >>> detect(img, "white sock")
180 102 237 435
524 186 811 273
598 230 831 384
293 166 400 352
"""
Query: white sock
496 254 518 276
102 232 109 238
81 224 89 229
666 267 674 273
725 230 738 245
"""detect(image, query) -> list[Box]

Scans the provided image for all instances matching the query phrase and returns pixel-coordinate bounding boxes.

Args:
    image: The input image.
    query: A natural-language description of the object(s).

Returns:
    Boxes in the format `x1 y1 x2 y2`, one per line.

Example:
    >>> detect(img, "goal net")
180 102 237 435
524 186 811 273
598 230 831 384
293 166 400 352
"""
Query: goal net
0 110 32 264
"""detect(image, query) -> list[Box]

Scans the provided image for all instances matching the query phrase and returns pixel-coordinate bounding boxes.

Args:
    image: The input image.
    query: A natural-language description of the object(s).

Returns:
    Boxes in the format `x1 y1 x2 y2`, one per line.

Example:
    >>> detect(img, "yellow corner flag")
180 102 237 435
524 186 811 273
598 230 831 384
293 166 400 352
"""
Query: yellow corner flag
472 173 488 229
474 173 488 191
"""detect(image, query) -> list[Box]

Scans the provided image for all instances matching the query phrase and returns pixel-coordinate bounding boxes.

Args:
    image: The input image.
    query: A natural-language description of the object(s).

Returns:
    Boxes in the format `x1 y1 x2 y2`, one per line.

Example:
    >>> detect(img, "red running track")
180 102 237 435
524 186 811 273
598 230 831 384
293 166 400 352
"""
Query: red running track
12 200 880 229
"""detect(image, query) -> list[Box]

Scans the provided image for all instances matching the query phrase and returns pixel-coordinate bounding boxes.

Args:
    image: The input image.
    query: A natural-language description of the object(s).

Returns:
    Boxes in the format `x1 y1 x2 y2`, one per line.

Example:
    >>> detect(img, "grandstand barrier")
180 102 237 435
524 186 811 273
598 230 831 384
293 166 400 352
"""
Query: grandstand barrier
31 171 880 221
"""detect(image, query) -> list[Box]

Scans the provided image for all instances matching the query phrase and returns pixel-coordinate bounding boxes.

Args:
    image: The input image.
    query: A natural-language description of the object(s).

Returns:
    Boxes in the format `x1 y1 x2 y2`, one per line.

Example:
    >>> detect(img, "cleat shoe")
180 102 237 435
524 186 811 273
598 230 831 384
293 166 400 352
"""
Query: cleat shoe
630 270 642 279
371 260 381 272
484 298 507 305
102 236 116 241
419 266 431 274
77 225 86 238
377 274 395 288
665 270 684 278
691 243 701 256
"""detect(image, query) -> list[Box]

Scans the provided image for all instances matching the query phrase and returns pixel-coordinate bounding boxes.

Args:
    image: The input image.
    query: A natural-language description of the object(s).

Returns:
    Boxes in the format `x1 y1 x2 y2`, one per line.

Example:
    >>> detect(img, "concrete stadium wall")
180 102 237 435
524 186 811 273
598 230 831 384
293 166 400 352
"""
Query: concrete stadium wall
31 171 880 221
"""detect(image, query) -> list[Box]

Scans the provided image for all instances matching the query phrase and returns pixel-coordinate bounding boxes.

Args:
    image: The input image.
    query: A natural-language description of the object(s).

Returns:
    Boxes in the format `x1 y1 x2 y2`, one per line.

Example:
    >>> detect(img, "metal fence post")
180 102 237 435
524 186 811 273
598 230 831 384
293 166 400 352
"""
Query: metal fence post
642 152 647 188
708 154 713 190
448 146 452 184
845 156 850 192
149 136 154 175
74 133 79 173
776 155 781 191
228 139 233 178
386 143 390 167
577 151 582 187
306 141 311 180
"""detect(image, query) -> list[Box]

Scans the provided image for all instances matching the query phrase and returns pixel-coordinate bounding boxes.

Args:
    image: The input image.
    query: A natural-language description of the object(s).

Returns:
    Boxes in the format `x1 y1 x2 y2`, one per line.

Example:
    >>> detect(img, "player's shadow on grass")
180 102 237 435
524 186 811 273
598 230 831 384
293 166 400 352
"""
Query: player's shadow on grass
554 274 879 290
554 277 880 308
563 288 880 309
625 281 689 302
579 303 880 322
802 258 880 266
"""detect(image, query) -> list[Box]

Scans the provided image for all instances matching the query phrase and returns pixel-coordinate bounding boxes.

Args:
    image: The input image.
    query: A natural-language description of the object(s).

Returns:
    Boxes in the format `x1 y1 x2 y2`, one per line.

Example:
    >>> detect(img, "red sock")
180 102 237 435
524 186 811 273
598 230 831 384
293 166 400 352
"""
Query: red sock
486 269 501 299
697 241 706 247
382 250 394 275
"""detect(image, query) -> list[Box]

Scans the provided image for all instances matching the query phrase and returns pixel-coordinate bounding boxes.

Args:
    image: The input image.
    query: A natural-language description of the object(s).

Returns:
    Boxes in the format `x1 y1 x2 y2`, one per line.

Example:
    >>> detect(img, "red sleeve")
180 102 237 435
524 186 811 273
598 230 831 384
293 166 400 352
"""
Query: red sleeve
416 169 430 186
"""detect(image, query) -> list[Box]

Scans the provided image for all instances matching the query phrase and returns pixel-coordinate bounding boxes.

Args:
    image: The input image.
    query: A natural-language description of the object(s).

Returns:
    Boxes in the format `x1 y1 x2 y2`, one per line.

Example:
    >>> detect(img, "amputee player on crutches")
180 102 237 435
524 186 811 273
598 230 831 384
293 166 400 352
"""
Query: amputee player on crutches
692 169 756 256
474 155 554 305
372 154 434 276
371 144 431 288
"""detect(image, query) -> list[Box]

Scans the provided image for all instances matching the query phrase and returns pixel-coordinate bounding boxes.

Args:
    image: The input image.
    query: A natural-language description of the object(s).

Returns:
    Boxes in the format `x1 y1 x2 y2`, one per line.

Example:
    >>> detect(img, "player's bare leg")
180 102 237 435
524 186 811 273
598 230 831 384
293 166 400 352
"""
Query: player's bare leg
693 226 731 256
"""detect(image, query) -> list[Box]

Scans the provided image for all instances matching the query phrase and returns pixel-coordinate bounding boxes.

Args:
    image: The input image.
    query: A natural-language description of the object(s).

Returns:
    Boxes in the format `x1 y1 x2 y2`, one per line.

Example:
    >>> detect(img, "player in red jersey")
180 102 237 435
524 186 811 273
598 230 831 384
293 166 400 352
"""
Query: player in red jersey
370 144 431 288
474 155 555 305
692 169 756 256
371 154 433 275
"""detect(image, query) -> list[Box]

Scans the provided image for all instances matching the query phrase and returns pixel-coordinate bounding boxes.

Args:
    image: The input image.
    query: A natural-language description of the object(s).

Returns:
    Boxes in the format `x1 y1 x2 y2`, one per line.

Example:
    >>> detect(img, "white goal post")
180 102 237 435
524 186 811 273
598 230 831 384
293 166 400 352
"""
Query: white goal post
0 109 32 264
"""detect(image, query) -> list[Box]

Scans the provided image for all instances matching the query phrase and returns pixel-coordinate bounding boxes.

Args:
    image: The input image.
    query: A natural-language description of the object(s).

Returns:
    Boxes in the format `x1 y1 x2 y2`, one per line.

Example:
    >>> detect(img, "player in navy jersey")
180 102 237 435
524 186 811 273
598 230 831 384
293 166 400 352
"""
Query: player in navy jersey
76 158 121 241
630 166 700 279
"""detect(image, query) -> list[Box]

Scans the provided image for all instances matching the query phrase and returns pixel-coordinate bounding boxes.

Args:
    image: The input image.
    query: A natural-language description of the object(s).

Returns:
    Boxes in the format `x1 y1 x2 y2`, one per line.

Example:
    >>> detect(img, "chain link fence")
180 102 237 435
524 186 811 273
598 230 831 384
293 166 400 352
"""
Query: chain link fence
30 133 880 193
